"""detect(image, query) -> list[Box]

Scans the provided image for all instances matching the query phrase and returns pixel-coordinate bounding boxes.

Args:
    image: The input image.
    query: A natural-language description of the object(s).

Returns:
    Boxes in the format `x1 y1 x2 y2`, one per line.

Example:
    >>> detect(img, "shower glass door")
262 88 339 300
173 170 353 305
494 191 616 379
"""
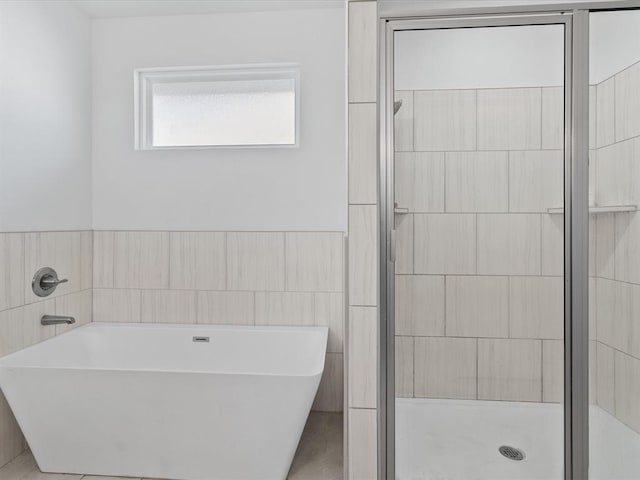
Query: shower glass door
387 17 569 480
588 9 640 479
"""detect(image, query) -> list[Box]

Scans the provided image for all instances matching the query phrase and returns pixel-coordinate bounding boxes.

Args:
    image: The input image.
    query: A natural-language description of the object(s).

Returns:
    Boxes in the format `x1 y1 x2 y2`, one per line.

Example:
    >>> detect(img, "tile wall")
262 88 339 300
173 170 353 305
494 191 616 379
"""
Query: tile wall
92 230 345 413
0 231 92 468
592 60 640 433
393 85 569 404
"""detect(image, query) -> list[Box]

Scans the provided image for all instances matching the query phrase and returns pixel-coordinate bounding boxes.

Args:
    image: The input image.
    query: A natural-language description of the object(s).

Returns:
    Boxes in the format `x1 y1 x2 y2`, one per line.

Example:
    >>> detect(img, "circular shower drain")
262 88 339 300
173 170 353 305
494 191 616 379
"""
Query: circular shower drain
498 445 525 461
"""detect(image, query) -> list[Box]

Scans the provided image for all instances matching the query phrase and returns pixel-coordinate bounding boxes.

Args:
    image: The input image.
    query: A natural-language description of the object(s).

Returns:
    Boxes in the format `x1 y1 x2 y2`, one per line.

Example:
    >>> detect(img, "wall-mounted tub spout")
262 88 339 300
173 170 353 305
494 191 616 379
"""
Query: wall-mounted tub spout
41 315 75 326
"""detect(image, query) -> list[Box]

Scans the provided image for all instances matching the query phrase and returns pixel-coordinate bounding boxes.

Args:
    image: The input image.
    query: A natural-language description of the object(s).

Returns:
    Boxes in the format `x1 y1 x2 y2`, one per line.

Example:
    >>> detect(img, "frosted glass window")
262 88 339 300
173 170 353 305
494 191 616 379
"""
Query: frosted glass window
135 65 299 149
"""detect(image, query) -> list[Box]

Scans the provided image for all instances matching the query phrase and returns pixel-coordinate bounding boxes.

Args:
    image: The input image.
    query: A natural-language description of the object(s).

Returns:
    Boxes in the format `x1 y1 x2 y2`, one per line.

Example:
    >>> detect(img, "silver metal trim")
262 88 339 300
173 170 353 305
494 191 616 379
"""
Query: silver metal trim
565 9 590 480
41 315 75 326
378 11 578 480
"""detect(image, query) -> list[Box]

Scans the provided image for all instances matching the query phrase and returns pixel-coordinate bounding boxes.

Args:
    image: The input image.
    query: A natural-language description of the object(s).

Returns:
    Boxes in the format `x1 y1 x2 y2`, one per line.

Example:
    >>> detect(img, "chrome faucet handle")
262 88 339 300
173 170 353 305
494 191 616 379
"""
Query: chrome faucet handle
32 267 68 297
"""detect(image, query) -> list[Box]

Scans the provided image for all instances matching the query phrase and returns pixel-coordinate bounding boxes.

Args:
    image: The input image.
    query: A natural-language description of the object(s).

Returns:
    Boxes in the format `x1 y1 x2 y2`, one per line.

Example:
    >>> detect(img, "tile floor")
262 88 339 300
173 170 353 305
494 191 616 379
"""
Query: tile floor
0 412 343 480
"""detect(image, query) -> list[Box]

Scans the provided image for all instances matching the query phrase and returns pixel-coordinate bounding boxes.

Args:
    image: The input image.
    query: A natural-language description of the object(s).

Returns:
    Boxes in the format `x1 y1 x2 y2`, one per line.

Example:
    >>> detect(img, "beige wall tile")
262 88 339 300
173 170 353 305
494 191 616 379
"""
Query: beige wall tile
509 150 563 212
24 231 85 302
596 77 615 147
113 232 170 289
348 205 377 306
596 342 615 414
0 233 24 311
542 340 563 403
595 137 639 206
227 232 285 291
347 408 377 480
394 91 414 151
312 353 343 412
93 289 141 323
596 278 640 358
445 276 508 338
414 337 477 399
445 152 508 213
615 351 640 433
414 214 476 274
348 1 376 103
22 299 56 347
395 275 444 336
478 338 542 402
196 291 254 325
477 88 541 151
255 292 314 326
395 152 445 212
541 86 564 150
589 85 596 150
614 213 640 285
541 214 564 276
510 276 564 340
285 232 344 292
169 232 225 290
140 290 196 324
315 292 345 353
0 308 24 357
79 231 93 291
414 89 476 151
54 289 92 335
395 336 414 398
395 214 413 275
348 306 377 408
93 231 114 288
477 214 541 275
596 213 615 279
615 61 640 142
349 103 377 204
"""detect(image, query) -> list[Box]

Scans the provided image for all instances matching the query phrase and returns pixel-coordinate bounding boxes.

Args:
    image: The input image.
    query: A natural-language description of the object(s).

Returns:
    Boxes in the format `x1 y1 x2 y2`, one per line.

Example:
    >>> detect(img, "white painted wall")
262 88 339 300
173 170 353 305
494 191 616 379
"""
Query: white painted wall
0 0 92 232
395 25 565 91
92 7 347 231
590 10 640 83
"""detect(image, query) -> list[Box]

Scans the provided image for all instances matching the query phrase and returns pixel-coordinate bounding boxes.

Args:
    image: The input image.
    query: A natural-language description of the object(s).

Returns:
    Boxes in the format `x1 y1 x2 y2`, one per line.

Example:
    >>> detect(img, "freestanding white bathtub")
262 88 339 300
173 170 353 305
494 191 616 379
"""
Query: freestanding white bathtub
0 322 327 480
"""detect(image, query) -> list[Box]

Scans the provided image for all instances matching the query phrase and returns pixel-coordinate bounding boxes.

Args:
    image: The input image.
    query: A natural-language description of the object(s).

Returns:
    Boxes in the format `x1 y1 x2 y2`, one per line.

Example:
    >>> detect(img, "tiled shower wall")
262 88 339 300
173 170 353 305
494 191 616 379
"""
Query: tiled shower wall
593 59 640 433
0 231 92 467
92 230 345 413
393 85 569 403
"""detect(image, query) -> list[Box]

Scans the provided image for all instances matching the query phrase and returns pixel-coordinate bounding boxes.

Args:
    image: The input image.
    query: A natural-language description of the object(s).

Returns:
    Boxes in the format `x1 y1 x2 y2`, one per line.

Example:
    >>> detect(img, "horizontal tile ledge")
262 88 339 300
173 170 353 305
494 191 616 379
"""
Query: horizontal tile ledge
547 205 637 214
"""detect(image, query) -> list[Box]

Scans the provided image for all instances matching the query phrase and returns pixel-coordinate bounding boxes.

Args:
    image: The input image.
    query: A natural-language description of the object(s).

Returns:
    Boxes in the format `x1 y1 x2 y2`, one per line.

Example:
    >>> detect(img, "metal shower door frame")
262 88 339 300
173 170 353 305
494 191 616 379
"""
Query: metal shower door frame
378 10 590 480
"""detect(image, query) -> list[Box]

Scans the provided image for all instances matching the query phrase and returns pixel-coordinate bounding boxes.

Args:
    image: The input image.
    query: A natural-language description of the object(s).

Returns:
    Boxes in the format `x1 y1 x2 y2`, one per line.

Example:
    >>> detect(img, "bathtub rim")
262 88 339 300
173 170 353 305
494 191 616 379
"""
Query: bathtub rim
0 322 328 378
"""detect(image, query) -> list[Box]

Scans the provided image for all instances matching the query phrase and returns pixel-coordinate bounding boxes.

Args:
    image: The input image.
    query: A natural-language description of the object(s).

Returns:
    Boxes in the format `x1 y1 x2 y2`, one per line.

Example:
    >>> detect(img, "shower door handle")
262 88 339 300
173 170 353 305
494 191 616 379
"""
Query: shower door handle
390 229 397 263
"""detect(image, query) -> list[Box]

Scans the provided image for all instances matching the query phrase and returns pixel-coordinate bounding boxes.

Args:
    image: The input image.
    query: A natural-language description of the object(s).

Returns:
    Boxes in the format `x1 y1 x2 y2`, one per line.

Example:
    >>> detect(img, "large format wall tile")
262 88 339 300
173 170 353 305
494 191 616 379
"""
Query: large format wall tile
348 205 377 306
93 231 114 288
255 292 314 326
315 292 344 353
348 306 377 408
615 61 640 142
196 291 255 325
140 289 197 324
509 150 563 212
414 89 476 151
312 353 344 412
414 337 477 399
54 289 92 335
395 275 444 336
542 340 563 403
0 233 24 311
285 232 344 292
541 86 564 150
615 213 640 285
0 392 24 469
394 91 414 151
596 342 615 414
445 152 508 212
596 77 615 148
509 276 564 340
478 338 542 402
227 232 285 291
541 214 564 276
596 213 615 279
169 232 225 290
113 232 170 289
395 214 413 275
348 1 376 103
0 308 24 357
477 88 541 151
395 336 414 398
477 214 541 275
349 103 377 204
595 137 640 206
395 152 445 212
347 408 377 479
93 289 141 323
445 276 508 338
615 351 640 433
414 214 476 274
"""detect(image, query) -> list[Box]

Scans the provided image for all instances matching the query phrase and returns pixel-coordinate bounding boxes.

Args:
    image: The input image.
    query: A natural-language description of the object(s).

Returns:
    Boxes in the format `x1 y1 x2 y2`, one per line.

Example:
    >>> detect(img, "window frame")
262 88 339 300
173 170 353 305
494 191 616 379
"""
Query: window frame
134 63 301 150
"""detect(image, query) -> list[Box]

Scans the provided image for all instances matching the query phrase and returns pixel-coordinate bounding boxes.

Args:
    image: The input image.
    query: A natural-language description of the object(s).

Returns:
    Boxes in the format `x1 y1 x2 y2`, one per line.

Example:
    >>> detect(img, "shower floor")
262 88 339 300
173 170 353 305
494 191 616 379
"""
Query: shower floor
396 398 640 480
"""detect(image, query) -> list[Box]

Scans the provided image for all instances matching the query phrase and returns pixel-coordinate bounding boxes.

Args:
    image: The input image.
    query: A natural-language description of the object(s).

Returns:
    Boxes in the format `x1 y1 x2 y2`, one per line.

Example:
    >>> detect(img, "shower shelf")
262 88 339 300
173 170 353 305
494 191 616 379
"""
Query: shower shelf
547 205 637 214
